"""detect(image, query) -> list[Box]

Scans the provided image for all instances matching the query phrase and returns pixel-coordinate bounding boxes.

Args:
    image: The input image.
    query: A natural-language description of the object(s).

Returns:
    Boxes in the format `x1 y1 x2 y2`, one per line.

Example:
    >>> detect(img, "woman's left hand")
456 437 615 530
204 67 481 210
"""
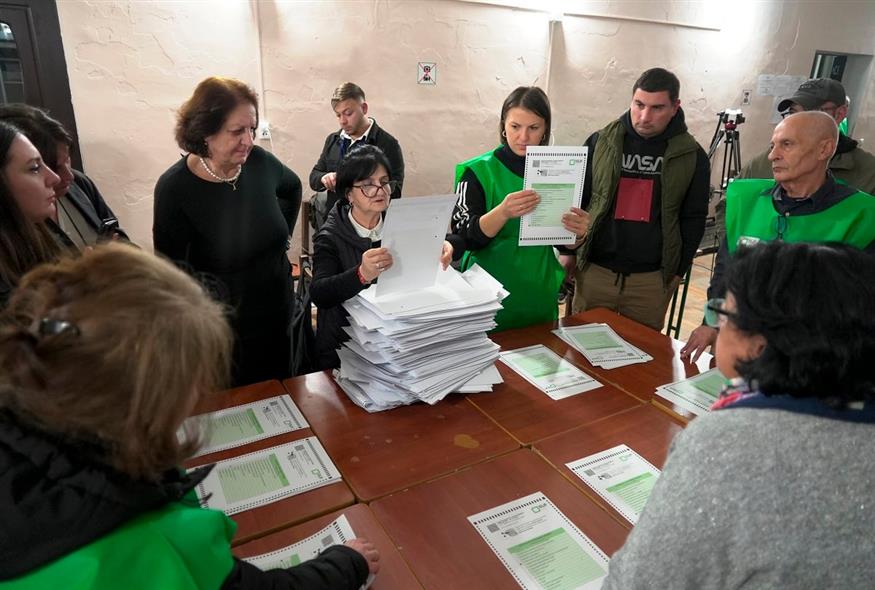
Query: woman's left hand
562 207 590 245
439 241 453 270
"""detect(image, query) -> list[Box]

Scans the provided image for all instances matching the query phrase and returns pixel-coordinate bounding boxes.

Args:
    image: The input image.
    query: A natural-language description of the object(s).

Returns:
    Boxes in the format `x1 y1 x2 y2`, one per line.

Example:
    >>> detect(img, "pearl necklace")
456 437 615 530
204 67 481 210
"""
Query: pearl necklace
199 157 242 190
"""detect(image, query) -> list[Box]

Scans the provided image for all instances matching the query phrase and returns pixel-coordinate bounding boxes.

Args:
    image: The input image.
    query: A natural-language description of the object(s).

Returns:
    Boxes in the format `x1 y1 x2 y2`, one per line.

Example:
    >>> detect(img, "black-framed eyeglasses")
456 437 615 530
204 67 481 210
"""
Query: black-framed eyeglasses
353 180 398 198
704 298 738 328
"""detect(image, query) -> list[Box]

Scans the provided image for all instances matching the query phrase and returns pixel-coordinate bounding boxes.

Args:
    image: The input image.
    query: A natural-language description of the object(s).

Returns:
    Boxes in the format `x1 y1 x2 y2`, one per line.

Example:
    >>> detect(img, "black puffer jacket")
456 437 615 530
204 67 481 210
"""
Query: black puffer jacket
310 200 377 370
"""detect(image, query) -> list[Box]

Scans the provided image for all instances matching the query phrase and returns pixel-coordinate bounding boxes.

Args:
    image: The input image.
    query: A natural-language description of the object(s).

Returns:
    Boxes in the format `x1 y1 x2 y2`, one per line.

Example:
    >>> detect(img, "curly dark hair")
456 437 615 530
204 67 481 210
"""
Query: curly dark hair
175 77 258 157
726 241 875 406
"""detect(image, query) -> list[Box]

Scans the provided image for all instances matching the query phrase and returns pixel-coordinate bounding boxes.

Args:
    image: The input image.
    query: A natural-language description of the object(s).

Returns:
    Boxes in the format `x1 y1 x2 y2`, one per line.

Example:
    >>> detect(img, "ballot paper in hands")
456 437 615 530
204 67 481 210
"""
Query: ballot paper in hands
553 323 652 369
334 193 506 411
244 514 375 589
519 146 587 246
375 194 457 296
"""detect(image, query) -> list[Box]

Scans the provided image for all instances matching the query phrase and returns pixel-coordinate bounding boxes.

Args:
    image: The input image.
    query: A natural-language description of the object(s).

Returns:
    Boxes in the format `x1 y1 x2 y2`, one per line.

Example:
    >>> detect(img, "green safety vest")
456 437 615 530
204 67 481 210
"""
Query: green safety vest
725 179 875 254
455 150 564 332
3 494 236 589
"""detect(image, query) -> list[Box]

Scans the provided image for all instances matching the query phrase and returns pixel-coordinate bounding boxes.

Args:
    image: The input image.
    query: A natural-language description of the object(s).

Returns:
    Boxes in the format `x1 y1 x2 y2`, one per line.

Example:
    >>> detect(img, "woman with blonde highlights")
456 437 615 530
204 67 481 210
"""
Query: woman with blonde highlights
0 244 377 588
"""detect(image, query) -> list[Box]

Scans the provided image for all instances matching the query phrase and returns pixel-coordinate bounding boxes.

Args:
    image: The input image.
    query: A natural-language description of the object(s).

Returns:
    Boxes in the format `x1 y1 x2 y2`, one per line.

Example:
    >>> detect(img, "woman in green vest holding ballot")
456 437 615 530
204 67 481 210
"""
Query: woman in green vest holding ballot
0 244 378 589
452 86 590 331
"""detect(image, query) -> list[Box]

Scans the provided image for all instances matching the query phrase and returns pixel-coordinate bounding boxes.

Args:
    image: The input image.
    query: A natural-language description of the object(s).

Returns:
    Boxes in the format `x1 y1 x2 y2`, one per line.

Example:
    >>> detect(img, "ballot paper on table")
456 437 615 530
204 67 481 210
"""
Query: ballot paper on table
566 444 661 525
456 363 504 393
553 323 652 369
183 395 309 458
499 344 602 400
375 194 457 296
519 146 587 246
654 367 726 416
469 491 609 590
194 437 341 515
244 514 376 589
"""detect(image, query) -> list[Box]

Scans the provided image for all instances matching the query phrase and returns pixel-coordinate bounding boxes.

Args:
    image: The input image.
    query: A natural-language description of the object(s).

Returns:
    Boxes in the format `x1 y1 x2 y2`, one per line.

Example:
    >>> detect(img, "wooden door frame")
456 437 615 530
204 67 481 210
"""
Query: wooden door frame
0 0 81 169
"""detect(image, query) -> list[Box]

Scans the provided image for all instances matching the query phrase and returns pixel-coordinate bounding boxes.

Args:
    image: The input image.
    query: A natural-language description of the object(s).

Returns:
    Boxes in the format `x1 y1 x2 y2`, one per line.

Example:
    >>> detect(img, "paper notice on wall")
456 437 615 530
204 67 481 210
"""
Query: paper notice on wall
756 74 810 123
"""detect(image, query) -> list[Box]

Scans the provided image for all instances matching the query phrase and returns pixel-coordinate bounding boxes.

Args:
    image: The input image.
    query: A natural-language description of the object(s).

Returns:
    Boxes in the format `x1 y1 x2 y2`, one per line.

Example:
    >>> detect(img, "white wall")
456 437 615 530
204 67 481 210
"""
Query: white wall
56 0 875 251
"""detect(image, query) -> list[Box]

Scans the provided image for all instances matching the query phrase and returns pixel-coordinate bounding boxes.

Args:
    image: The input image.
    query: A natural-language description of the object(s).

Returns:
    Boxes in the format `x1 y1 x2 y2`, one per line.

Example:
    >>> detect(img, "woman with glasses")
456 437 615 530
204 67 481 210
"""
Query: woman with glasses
153 77 302 386
311 144 457 370
452 87 589 332
603 241 875 589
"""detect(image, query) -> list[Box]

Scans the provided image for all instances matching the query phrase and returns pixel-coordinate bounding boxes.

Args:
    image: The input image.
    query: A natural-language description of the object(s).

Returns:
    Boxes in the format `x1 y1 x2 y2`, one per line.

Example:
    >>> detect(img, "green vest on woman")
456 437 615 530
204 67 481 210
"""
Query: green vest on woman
455 150 564 332
4 493 235 589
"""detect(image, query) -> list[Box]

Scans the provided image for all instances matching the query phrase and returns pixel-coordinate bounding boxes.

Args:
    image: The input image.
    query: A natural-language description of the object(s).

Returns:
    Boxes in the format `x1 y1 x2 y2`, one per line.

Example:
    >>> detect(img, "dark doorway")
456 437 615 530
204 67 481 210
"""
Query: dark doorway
0 1 81 168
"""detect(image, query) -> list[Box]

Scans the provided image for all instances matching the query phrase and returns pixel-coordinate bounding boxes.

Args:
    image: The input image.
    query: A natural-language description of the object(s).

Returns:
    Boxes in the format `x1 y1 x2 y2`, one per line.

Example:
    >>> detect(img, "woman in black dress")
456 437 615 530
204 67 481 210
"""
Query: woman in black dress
154 77 302 386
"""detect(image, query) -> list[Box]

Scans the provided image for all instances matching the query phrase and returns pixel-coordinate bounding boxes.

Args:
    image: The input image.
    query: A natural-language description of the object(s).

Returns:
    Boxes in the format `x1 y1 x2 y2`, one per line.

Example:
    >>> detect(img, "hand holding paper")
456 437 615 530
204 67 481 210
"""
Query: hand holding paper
345 539 381 575
360 247 393 282
500 189 540 220
440 240 454 270
561 207 590 244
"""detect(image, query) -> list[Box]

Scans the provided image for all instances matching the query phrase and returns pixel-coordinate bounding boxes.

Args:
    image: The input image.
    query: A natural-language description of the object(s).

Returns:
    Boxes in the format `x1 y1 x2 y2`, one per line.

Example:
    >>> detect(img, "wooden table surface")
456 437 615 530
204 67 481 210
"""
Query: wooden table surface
234 503 422 589
534 403 686 527
370 449 629 589
483 329 644 445
282 371 520 502
558 308 712 401
185 380 355 545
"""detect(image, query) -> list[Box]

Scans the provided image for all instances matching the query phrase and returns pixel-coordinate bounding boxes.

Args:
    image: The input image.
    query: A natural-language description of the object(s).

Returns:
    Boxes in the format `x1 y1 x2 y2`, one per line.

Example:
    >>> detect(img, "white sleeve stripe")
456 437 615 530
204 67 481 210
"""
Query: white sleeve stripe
453 180 469 226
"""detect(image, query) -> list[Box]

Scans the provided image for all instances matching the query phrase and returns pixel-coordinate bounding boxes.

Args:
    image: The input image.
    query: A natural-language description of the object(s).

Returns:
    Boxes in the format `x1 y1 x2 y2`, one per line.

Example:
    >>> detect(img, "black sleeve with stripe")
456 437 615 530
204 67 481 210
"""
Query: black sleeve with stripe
451 168 493 251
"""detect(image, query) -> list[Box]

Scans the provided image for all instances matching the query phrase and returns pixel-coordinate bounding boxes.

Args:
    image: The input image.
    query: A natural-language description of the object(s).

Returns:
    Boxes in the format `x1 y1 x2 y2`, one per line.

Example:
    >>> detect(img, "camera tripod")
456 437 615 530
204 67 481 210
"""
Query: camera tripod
707 109 744 192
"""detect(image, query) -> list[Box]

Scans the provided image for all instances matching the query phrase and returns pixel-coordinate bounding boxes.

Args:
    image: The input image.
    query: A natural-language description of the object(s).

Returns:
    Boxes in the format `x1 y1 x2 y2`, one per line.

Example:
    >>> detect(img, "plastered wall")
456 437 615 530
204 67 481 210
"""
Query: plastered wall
56 0 875 252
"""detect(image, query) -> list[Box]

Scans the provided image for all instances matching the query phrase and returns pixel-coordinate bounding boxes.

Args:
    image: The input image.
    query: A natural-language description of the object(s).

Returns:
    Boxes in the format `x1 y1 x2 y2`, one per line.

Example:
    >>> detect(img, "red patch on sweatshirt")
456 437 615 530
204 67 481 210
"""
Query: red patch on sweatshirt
614 177 654 222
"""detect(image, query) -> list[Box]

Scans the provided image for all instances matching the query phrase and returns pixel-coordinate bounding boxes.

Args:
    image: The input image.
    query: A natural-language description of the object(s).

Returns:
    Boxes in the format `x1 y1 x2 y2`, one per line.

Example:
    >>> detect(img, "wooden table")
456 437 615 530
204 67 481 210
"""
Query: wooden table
559 308 712 401
471 333 643 444
282 371 520 502
371 448 628 589
534 404 686 527
234 503 422 589
185 380 355 545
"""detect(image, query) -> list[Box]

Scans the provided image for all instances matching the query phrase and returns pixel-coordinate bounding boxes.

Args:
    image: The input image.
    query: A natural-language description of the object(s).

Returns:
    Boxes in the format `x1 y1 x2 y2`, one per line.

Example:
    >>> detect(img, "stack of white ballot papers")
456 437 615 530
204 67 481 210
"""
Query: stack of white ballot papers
553 323 652 369
335 263 507 412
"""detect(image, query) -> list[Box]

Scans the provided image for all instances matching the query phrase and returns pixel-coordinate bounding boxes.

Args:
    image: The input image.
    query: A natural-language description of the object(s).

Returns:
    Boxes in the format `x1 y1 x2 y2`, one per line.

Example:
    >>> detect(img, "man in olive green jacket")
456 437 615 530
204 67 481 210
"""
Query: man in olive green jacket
572 68 710 330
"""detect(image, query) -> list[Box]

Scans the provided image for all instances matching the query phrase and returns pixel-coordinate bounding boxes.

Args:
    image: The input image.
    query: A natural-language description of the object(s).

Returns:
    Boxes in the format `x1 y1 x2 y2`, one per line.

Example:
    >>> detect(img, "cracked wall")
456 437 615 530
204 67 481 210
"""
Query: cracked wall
56 0 875 251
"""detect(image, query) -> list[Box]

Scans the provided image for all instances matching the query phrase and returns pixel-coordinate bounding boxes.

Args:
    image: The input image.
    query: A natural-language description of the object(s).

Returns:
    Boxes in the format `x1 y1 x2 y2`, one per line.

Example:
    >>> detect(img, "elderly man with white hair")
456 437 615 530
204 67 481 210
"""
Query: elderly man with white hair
681 111 875 361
